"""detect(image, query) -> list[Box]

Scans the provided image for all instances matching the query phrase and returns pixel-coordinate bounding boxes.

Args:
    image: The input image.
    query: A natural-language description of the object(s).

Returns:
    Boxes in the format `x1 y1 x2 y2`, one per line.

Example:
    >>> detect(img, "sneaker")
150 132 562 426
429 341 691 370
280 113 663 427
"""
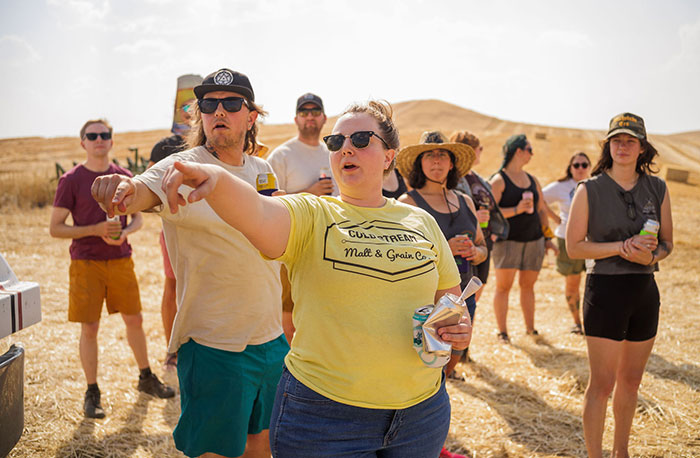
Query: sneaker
497 332 510 343
440 447 469 458
84 389 106 419
138 372 175 398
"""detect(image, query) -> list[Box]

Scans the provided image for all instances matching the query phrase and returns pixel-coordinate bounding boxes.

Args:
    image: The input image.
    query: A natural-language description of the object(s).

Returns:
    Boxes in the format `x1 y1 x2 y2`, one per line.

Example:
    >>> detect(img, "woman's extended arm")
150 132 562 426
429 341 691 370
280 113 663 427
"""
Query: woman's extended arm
161 161 292 259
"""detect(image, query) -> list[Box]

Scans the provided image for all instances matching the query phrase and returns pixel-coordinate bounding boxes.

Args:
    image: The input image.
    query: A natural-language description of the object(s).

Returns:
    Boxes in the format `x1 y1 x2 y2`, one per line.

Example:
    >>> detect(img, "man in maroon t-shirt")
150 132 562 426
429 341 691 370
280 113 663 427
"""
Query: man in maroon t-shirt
50 118 174 419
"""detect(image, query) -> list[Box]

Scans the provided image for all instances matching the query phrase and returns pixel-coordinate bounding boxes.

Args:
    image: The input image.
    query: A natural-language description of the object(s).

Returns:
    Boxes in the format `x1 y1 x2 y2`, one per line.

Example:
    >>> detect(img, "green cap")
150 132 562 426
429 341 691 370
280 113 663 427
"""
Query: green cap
606 112 646 140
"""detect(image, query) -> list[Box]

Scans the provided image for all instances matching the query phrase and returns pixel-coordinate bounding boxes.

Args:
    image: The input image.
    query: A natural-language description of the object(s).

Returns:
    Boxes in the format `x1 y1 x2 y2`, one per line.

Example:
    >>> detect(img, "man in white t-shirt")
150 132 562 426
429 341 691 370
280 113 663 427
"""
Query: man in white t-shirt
267 93 337 342
91 68 287 458
267 93 337 196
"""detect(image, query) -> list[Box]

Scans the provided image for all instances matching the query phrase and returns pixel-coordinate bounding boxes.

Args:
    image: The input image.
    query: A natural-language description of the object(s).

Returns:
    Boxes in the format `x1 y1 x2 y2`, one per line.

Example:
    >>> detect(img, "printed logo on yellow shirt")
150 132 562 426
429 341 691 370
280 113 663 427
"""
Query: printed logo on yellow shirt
323 219 438 282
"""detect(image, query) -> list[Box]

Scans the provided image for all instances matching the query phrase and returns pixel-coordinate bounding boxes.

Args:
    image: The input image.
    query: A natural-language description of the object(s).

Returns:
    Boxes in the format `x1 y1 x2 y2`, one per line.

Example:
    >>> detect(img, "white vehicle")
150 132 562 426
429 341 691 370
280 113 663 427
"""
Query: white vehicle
0 253 41 456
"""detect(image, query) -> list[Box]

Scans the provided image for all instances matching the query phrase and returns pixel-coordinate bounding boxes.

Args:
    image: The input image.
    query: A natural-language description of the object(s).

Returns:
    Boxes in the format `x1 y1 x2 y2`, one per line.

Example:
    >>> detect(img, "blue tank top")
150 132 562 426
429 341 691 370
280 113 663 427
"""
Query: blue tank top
408 190 477 281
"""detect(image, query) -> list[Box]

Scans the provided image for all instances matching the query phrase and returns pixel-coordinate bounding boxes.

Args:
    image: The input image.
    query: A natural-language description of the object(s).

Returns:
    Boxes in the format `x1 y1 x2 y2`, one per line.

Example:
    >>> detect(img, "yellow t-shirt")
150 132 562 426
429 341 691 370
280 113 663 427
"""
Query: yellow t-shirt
275 194 460 409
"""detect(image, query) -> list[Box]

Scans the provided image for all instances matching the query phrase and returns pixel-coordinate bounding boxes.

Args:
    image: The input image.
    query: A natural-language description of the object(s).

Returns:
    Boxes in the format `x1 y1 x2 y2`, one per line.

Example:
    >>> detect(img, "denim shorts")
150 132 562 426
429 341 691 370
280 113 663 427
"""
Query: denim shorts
269 367 450 457
174 336 288 457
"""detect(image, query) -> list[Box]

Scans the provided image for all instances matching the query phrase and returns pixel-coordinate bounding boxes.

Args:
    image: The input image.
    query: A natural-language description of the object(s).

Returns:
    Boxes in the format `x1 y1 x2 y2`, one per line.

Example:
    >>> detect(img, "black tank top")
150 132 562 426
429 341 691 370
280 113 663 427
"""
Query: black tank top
408 190 477 279
498 171 543 242
382 169 408 199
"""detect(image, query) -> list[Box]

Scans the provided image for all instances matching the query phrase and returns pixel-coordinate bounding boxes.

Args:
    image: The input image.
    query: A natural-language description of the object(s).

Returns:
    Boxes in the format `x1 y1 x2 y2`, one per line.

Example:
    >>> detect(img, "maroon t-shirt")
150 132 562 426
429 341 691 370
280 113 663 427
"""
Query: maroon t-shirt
53 163 133 260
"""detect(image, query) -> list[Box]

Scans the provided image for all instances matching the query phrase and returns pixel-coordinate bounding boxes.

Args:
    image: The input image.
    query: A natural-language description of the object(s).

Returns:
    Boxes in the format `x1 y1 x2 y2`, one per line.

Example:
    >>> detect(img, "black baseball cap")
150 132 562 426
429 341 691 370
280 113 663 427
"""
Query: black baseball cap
194 69 255 102
606 112 646 140
296 93 324 112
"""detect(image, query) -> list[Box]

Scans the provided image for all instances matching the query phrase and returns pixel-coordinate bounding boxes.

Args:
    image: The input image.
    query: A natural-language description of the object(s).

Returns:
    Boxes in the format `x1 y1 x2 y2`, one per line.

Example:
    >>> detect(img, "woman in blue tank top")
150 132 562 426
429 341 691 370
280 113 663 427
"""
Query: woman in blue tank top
396 131 488 380
567 113 673 458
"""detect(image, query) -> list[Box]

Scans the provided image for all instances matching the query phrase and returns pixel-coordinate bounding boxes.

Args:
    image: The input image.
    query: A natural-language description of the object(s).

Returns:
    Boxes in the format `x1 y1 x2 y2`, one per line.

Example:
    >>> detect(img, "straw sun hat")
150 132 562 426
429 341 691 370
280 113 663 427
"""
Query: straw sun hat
396 131 475 179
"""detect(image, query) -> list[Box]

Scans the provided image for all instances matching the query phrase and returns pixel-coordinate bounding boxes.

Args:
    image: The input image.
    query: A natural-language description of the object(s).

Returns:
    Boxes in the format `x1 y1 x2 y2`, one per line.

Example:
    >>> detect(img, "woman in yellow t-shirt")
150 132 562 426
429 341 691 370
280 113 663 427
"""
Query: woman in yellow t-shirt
160 101 471 457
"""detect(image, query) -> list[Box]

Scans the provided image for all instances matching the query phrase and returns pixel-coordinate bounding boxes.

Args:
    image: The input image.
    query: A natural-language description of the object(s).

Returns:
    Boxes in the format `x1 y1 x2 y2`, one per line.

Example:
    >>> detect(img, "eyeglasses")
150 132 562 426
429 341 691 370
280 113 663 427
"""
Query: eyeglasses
572 162 589 169
422 150 451 160
84 132 112 141
198 97 248 114
621 191 636 220
297 108 322 117
323 131 390 152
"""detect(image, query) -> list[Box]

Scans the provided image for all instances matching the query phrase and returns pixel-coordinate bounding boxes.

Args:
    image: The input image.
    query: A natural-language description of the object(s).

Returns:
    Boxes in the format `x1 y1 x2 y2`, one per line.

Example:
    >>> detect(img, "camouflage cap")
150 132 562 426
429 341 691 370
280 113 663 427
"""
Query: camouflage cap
606 112 646 140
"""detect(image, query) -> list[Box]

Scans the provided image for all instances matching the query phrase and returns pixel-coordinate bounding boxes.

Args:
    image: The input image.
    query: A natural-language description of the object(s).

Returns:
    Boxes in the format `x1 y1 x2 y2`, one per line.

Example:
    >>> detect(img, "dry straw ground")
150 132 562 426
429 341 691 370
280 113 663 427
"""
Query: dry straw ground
1 100 699 457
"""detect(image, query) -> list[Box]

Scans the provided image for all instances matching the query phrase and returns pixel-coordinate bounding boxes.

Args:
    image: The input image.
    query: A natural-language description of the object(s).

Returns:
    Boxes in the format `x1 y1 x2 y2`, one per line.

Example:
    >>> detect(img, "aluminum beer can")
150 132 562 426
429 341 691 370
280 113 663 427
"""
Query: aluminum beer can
256 173 278 196
412 305 450 368
640 219 660 237
106 215 121 240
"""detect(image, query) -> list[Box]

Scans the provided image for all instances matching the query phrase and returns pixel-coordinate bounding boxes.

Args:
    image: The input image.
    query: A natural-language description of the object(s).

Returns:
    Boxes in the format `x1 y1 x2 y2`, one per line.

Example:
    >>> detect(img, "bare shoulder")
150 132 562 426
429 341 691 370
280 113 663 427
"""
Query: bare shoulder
398 193 416 206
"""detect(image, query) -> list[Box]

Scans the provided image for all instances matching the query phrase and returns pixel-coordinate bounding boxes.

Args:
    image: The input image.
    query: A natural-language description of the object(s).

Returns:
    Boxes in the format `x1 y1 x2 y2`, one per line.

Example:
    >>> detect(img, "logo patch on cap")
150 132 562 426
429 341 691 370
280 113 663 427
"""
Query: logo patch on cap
214 70 234 86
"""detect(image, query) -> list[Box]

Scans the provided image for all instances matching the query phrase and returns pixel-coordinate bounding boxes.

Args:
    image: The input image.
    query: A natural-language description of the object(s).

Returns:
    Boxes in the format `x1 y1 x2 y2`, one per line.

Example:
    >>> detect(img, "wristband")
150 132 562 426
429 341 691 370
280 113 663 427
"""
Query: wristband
648 253 656 266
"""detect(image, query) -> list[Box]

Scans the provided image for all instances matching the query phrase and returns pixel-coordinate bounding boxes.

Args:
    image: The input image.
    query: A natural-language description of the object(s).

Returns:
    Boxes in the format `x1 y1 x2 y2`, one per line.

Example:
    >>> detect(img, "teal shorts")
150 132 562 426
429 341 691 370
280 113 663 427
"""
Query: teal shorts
173 335 289 457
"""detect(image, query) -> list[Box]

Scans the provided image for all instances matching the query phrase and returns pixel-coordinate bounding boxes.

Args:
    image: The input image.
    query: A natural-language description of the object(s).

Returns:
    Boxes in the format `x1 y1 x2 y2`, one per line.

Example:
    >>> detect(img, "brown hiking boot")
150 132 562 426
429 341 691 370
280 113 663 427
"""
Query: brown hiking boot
138 372 175 398
84 389 106 419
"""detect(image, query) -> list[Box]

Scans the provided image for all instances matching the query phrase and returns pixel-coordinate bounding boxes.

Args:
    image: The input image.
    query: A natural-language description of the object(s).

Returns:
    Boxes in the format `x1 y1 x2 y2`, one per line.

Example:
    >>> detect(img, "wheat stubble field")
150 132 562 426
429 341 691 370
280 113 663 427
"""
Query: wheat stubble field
1 100 699 457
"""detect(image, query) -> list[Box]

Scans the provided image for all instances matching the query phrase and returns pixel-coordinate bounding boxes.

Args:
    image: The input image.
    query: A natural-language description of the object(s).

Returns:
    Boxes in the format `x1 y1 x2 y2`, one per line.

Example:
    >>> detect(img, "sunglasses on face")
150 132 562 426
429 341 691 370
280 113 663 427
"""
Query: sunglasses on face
524 146 533 153
621 191 636 220
297 108 322 117
572 162 589 169
323 131 390 152
198 97 248 114
84 132 112 141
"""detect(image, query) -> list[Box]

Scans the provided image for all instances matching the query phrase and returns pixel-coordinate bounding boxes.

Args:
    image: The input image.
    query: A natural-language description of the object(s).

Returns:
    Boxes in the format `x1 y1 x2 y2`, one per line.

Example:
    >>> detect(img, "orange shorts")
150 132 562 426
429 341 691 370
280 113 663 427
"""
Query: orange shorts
68 257 142 322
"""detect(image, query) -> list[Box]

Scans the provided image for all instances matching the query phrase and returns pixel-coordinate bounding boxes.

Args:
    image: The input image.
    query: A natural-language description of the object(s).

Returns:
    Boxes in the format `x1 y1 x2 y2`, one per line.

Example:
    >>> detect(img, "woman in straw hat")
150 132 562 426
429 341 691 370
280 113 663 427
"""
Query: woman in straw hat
567 113 672 458
397 131 487 371
152 101 472 457
488 134 557 343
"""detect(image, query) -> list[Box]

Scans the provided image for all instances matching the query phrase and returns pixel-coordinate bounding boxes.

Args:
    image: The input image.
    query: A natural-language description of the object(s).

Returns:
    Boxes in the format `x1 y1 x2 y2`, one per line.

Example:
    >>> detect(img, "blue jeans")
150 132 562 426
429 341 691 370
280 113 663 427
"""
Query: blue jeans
269 367 450 457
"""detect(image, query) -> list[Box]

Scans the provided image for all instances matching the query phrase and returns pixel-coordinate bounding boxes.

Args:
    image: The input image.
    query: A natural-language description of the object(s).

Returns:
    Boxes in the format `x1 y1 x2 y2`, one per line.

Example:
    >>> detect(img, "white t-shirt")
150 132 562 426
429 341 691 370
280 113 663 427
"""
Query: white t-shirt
542 178 577 239
267 137 338 195
135 146 283 353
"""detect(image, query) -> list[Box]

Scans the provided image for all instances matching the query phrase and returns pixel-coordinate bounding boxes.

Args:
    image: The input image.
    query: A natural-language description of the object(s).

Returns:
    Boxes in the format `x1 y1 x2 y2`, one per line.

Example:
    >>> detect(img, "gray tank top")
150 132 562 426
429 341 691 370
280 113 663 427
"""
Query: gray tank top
584 172 666 275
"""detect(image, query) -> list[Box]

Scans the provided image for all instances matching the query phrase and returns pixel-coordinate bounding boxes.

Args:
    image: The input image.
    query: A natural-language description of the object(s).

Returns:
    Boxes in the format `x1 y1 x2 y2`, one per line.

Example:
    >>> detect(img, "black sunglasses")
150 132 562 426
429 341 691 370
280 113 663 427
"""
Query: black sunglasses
572 162 589 169
84 132 111 141
198 97 248 114
323 131 390 152
524 146 533 153
621 191 636 220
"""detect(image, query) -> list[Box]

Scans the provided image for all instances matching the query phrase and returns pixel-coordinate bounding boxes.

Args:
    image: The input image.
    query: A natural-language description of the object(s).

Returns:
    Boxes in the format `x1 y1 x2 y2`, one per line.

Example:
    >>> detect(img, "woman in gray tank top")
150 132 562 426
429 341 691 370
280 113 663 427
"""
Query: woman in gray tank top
396 131 488 382
567 113 673 458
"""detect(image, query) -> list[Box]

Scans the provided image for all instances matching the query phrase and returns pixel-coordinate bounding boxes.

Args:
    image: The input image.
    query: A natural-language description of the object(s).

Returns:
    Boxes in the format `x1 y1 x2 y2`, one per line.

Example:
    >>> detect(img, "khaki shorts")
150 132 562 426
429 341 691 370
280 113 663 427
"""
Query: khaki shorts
556 237 585 276
69 257 142 322
492 237 545 271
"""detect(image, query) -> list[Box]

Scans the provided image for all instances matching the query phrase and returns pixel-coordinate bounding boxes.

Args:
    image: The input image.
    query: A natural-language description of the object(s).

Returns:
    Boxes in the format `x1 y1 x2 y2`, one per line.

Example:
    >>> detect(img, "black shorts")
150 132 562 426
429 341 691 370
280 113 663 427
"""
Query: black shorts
583 273 660 342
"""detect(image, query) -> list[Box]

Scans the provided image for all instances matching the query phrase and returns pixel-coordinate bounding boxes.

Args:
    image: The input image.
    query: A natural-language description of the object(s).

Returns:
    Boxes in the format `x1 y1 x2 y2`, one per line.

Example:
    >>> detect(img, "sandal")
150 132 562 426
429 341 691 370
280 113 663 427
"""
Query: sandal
497 332 510 343
570 324 583 335
527 329 539 336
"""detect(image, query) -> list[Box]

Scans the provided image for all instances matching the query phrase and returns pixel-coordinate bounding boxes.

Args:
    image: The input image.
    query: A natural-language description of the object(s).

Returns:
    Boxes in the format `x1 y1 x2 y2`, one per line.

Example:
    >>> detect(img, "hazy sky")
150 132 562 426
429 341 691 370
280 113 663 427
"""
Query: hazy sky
1 0 699 139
